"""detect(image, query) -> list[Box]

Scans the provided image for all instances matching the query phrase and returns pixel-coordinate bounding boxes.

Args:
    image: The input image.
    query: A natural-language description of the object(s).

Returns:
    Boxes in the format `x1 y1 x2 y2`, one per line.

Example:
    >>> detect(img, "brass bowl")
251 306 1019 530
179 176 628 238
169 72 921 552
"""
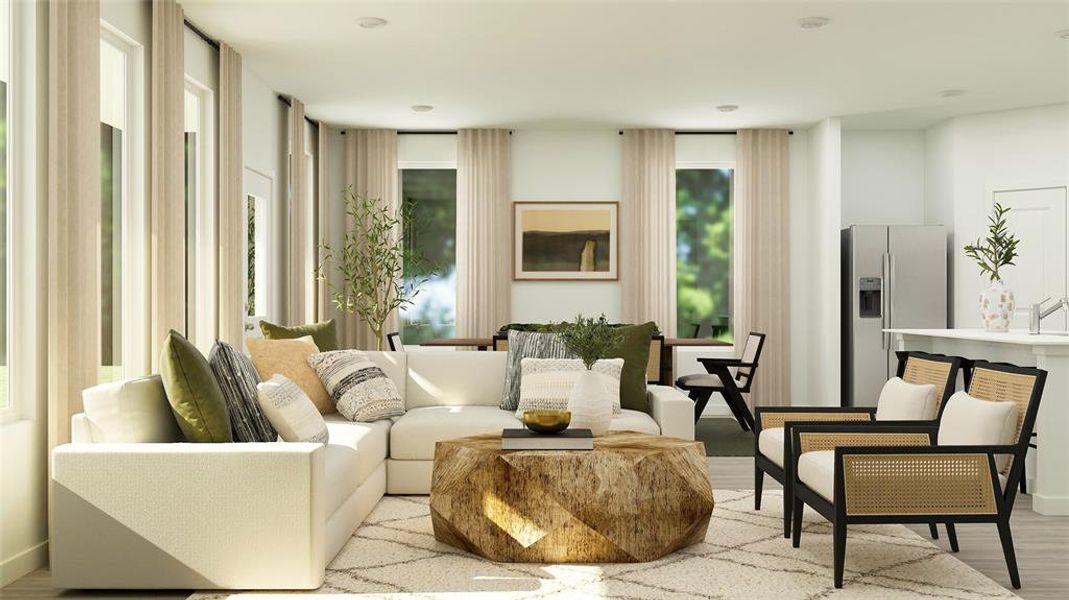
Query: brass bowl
521 410 571 434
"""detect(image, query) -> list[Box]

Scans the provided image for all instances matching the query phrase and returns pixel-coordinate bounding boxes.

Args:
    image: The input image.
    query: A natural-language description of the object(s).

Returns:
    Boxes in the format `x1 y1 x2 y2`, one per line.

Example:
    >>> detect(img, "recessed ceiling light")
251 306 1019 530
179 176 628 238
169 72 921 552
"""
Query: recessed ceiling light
411 105 434 112
716 104 739 113
797 16 831 30
1056 29 1069 39
356 17 388 29
938 89 966 98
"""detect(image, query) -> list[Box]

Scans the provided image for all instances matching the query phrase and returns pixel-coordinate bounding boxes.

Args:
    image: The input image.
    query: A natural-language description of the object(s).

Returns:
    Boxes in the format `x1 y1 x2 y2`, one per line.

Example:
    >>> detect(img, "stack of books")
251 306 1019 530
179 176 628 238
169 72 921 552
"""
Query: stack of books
501 428 594 450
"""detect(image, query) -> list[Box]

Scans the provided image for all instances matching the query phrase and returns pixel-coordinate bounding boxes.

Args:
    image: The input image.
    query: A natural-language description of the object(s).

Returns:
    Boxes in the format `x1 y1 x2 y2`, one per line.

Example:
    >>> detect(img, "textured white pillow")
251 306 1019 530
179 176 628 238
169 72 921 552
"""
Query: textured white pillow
256 374 328 443
307 350 405 422
938 390 1019 471
81 375 182 442
516 358 624 417
875 377 938 421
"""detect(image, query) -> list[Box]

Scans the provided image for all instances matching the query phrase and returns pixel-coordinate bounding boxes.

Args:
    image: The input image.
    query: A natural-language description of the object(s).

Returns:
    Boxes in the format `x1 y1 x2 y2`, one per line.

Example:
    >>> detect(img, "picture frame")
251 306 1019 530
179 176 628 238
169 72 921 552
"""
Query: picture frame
513 201 619 281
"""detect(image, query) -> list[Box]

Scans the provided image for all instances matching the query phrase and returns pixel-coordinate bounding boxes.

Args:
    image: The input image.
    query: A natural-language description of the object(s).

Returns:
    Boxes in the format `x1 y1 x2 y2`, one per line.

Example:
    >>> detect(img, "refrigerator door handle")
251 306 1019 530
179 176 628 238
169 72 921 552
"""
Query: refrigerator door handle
881 253 890 349
887 253 897 347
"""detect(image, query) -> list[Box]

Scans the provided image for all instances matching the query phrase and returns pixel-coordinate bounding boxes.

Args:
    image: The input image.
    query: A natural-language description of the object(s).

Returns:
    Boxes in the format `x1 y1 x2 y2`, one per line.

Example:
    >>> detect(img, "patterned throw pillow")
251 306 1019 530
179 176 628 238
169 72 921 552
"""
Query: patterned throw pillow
256 374 328 443
515 358 624 417
247 336 332 414
208 341 277 442
500 330 576 411
307 350 405 422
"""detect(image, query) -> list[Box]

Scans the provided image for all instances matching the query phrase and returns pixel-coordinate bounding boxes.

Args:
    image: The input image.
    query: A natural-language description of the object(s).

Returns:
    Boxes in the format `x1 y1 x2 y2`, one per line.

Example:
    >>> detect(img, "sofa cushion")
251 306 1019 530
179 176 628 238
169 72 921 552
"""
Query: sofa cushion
610 409 660 435
938 390 1019 471
324 414 392 486
248 336 332 414
308 350 405 422
405 351 507 409
81 375 182 443
260 318 338 351
757 426 785 467
604 321 658 414
516 358 624 417
390 406 520 459
159 330 232 443
875 377 938 421
208 341 277 442
256 375 329 443
798 450 836 501
500 330 576 411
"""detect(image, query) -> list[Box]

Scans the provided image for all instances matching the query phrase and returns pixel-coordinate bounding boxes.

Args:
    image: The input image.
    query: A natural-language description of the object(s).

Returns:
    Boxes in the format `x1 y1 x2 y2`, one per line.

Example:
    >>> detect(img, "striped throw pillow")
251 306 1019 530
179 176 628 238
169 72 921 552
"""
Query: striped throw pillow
208 341 277 442
500 330 576 411
307 350 405 422
516 358 624 417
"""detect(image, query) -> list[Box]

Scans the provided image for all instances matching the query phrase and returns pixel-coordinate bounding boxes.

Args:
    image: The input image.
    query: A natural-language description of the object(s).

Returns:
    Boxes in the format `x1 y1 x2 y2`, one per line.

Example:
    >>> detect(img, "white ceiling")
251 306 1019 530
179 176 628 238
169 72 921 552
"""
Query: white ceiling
182 0 1069 130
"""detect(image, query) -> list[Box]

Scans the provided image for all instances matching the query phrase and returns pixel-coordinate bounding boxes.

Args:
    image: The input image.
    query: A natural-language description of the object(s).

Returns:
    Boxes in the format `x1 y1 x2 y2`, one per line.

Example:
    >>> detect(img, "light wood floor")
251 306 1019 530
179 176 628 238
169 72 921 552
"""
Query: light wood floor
4 456 1067 599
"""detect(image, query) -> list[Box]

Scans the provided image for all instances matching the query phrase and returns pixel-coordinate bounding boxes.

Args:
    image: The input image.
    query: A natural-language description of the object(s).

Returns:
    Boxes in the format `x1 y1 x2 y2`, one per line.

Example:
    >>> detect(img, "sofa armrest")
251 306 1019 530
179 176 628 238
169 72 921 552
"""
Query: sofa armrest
648 385 695 440
51 442 328 590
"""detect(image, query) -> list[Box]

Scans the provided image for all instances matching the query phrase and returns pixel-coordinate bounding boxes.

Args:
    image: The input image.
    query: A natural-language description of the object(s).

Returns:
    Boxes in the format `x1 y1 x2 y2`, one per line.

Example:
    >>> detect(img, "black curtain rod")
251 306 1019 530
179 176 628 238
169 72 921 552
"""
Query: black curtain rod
618 129 794 135
183 18 220 51
277 94 319 126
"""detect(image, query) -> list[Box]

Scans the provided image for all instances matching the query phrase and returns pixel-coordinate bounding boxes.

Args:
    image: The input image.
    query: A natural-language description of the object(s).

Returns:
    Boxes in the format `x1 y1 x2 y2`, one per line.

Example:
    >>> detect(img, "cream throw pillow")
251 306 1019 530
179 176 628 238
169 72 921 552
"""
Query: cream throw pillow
516 358 624 417
938 390 1019 471
874 377 938 421
247 336 332 414
256 374 328 443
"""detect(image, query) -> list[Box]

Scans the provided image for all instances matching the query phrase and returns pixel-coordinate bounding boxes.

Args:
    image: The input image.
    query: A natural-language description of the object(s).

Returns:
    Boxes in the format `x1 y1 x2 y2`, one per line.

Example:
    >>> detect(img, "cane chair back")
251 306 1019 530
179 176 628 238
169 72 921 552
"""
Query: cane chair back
735 332 766 391
386 332 403 352
966 363 1046 476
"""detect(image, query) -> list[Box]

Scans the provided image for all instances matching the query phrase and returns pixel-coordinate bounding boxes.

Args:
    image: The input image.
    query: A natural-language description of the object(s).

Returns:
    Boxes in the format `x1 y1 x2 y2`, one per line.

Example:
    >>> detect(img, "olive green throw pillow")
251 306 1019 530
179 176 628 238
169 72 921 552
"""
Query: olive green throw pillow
604 321 659 414
260 319 338 351
160 330 232 443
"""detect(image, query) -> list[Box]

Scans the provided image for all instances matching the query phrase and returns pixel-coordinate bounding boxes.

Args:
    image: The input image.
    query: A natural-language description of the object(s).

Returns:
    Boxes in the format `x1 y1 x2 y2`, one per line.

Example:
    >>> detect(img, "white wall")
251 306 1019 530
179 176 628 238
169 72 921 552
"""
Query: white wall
841 131 926 227
924 103 1069 328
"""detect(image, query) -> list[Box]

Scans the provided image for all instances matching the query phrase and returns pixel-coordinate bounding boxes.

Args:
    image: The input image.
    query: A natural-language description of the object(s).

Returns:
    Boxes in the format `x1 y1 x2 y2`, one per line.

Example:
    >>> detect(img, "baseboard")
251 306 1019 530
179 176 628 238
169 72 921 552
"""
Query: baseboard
0 540 48 587
1031 493 1069 516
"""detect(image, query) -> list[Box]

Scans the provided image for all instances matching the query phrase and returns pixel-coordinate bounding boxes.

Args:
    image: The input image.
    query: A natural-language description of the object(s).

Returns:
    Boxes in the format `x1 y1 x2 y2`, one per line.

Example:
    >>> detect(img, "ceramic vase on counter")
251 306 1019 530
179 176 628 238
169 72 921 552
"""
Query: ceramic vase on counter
567 370 613 437
980 279 1015 332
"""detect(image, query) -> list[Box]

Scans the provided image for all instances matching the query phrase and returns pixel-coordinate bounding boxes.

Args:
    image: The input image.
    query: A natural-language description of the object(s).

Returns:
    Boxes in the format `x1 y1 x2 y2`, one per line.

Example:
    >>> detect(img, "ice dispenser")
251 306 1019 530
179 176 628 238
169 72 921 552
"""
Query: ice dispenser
858 277 882 318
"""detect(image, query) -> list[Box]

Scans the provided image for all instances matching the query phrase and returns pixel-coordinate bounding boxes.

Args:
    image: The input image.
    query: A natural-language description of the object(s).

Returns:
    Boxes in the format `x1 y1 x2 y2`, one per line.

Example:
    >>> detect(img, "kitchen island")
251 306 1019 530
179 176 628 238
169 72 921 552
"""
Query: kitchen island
887 328 1069 515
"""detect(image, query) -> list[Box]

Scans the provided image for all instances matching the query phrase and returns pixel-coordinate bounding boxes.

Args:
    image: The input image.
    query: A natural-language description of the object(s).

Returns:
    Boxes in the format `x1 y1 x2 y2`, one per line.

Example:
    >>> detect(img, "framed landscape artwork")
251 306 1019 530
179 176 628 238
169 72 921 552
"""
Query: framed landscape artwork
513 201 619 281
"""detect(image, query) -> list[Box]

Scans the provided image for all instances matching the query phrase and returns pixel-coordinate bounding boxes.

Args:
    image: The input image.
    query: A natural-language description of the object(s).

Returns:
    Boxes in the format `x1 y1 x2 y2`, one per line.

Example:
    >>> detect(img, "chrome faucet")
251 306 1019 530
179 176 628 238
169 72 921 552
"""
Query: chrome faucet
1029 297 1069 334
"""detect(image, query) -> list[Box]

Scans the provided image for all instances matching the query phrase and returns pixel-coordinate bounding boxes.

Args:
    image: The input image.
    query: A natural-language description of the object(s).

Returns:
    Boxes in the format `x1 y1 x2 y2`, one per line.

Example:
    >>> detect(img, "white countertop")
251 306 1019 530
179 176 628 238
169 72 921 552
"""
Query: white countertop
885 328 1069 346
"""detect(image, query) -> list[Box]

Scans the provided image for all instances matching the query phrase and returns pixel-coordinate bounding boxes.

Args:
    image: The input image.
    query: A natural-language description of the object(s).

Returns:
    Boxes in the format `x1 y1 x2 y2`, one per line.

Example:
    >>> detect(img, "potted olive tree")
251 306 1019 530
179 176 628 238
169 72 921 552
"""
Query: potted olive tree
317 187 433 350
964 203 1020 332
559 314 623 436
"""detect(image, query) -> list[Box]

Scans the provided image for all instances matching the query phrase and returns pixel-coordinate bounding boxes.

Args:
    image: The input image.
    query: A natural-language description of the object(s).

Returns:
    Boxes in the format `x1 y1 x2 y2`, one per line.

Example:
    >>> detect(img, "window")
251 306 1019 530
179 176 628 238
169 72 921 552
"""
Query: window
183 78 215 350
99 37 127 383
676 167 734 341
1 0 9 409
247 192 269 318
399 169 456 346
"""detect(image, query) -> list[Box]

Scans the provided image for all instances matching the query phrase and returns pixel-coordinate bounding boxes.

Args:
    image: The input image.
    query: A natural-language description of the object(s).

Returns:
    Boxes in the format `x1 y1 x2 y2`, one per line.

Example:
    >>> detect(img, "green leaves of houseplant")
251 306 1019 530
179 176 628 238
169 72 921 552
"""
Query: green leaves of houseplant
963 203 1020 282
559 314 625 370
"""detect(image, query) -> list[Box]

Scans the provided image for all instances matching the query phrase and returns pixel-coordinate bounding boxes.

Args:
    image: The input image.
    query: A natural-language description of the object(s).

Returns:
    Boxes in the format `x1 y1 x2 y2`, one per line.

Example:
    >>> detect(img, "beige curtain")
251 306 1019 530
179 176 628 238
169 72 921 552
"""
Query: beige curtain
316 123 333 322
286 98 314 326
735 129 791 407
341 129 398 349
46 0 101 455
149 0 185 370
621 129 676 335
456 129 511 338
216 43 244 346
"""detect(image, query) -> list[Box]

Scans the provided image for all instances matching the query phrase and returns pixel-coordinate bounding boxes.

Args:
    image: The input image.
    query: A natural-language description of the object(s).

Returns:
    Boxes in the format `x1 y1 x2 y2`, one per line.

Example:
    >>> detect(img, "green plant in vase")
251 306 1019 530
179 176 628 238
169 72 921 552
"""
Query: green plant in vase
964 203 1020 332
558 314 623 436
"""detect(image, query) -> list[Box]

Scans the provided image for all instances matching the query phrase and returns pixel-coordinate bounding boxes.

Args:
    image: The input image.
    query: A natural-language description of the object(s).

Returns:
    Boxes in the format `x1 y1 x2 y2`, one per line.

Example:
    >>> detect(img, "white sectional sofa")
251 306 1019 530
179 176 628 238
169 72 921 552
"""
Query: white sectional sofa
51 350 695 590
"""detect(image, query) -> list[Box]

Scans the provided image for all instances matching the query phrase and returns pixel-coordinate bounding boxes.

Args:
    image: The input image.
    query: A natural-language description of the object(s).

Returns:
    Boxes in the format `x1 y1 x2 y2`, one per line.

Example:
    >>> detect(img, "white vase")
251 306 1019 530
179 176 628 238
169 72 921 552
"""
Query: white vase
979 279 1015 332
567 369 613 437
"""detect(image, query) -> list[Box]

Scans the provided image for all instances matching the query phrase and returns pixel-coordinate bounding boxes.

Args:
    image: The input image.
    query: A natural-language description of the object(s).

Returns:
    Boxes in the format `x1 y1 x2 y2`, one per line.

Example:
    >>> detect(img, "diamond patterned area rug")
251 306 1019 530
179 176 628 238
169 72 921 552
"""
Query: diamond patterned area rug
189 490 1018 600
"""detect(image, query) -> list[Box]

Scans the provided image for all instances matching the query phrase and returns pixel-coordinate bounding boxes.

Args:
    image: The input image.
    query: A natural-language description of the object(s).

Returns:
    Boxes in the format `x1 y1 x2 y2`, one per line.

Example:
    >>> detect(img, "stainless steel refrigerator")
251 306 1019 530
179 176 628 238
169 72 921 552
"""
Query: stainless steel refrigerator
841 225 948 407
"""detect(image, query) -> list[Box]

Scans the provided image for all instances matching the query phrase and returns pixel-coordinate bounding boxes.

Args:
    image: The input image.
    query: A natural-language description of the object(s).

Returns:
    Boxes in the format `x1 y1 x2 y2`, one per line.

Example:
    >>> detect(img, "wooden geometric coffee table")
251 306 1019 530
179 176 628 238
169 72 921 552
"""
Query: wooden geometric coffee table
430 431 714 563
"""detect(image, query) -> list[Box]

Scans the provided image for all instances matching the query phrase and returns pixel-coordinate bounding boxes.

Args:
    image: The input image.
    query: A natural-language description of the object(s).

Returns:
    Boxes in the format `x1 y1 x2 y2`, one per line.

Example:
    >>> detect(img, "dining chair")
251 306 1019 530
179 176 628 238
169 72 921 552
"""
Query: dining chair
675 332 766 430
386 332 403 352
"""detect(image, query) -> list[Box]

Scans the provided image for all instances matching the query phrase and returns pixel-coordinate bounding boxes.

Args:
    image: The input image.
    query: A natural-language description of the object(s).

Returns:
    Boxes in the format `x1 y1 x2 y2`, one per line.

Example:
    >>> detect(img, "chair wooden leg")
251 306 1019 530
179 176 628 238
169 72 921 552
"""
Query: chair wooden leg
833 521 847 588
928 523 940 540
783 487 792 538
997 518 1021 589
945 523 959 552
791 499 804 548
754 467 764 510
688 389 713 423
1020 461 1027 495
